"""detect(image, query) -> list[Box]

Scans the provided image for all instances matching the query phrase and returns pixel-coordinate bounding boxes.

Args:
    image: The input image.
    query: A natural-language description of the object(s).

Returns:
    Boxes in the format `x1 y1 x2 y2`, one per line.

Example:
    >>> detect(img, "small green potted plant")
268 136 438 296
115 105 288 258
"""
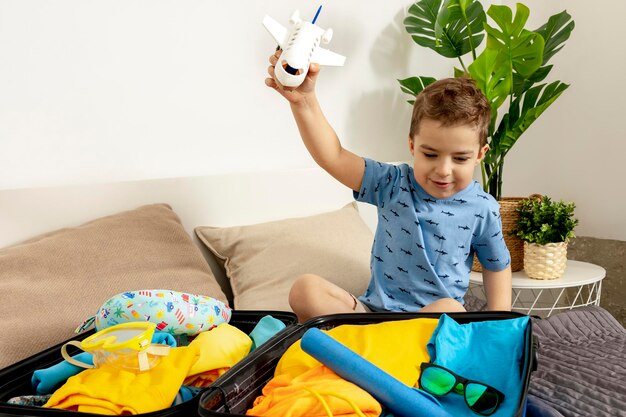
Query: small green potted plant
512 195 579 279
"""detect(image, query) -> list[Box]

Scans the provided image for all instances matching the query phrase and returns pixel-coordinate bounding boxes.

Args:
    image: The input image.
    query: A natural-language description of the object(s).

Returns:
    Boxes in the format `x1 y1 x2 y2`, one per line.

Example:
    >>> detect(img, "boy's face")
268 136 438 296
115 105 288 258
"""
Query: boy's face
409 118 488 199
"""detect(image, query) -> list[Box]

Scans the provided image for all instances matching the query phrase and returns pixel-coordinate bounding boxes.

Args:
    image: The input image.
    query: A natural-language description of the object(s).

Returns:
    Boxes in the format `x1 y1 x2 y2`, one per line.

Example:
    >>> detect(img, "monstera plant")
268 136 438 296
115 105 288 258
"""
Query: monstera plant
399 0 575 200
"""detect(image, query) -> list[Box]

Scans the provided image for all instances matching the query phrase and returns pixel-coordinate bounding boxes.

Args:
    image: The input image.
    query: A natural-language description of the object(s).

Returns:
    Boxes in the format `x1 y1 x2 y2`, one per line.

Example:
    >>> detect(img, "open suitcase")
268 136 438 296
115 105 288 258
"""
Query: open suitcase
199 311 538 417
0 310 297 417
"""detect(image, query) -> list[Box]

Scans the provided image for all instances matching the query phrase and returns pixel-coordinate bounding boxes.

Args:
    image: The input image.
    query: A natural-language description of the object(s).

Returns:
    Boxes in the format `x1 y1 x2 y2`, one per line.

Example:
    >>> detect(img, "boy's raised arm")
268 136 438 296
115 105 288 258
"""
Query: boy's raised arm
266 51 365 192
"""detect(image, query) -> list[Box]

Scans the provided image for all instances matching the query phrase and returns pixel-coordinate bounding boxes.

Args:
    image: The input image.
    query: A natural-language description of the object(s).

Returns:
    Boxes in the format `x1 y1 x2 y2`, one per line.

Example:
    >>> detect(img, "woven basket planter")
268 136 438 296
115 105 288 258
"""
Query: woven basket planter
524 241 568 279
472 197 525 273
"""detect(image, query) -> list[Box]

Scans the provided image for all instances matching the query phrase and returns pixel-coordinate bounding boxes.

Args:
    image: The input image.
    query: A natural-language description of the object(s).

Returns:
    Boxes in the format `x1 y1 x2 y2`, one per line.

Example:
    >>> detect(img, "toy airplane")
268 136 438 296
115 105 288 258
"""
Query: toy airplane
263 6 346 88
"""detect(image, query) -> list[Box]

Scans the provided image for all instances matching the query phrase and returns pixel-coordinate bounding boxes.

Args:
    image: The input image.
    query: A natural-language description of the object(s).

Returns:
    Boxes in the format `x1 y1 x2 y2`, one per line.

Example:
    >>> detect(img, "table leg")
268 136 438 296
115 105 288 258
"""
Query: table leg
512 289 521 307
527 289 544 315
548 288 566 316
568 285 585 311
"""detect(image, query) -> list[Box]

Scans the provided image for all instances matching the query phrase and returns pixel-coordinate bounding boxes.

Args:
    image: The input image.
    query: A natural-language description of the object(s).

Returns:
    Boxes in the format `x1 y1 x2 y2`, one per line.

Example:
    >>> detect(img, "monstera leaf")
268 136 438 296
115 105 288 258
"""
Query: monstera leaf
404 0 486 58
484 4 545 80
468 49 511 112
513 10 574 96
398 76 438 105
512 65 553 98
504 80 569 148
534 10 575 65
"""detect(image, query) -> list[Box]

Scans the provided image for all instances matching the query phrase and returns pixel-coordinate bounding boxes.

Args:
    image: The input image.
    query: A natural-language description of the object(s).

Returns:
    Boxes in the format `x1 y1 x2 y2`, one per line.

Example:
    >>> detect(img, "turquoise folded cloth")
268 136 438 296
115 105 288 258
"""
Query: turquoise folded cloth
249 315 286 351
426 314 530 417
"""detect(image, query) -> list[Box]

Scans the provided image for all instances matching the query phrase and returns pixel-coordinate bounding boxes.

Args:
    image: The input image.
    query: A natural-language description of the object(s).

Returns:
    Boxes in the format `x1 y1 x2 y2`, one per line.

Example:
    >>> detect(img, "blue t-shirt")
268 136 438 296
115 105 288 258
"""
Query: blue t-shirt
354 159 510 312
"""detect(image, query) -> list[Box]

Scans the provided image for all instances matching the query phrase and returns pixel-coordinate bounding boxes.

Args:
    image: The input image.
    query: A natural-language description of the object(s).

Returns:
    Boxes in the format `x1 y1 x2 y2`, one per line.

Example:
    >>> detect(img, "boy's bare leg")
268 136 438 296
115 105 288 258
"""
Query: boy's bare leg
289 273 357 323
420 297 466 313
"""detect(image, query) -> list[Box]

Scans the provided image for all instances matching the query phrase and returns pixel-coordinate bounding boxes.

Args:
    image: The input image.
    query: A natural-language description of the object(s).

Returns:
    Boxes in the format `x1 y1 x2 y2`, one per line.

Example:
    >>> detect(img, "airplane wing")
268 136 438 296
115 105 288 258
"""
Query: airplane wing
262 15 288 48
311 47 346 66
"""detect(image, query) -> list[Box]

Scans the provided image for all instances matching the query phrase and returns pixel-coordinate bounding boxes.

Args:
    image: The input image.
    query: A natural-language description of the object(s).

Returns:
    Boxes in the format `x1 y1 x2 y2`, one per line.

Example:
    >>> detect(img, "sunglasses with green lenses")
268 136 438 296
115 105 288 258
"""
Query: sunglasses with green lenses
418 363 505 416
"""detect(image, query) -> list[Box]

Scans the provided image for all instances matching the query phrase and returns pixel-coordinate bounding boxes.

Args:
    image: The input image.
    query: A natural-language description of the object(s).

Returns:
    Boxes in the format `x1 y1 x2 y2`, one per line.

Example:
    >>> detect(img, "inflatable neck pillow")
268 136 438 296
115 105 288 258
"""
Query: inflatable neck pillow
78 289 232 336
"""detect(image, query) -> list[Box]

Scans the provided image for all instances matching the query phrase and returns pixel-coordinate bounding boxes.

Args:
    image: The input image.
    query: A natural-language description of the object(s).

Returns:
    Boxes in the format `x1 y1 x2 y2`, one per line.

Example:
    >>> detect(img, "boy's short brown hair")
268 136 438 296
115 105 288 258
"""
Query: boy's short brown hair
409 77 491 146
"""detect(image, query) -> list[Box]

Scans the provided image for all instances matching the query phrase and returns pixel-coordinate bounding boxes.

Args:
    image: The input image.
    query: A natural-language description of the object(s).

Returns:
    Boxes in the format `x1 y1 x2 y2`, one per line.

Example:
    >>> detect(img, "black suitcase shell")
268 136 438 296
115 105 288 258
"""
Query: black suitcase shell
199 311 537 417
0 310 297 417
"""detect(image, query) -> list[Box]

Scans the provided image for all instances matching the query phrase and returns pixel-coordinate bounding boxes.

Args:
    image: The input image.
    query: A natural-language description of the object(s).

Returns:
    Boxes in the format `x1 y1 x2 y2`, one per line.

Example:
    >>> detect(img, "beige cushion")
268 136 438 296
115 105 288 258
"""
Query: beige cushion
195 202 373 311
0 204 225 369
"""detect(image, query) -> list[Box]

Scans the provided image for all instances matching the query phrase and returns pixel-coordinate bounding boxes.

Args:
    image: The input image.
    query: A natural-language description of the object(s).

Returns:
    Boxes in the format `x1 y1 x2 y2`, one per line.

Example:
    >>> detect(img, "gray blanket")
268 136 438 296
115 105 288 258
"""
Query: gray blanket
528 306 626 417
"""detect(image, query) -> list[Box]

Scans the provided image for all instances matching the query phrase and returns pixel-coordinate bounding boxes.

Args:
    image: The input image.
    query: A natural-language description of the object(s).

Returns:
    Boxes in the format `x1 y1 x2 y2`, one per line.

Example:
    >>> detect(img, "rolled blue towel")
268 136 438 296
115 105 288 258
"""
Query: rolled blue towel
32 331 177 394
31 352 94 395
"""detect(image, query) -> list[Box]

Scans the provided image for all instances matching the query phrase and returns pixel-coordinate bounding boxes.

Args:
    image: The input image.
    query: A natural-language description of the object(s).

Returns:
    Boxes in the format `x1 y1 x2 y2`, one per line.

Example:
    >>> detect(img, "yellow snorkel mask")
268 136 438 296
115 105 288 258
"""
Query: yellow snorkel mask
61 322 171 372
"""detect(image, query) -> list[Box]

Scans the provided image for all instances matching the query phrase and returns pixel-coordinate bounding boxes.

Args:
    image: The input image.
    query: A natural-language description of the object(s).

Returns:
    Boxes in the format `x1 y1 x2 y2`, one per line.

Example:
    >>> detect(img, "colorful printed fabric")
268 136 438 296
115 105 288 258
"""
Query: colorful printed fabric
7 394 52 407
86 289 231 336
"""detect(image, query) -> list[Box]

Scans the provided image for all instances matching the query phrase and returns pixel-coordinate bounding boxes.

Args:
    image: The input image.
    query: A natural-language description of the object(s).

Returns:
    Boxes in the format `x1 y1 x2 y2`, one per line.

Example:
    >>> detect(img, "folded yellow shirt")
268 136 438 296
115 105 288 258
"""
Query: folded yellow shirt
247 365 381 417
275 318 439 387
186 323 252 378
44 345 199 415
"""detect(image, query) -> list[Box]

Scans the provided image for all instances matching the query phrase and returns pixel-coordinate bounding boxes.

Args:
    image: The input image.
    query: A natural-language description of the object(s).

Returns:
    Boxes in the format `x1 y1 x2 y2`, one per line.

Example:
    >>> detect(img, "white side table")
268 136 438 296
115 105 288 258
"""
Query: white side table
469 260 606 317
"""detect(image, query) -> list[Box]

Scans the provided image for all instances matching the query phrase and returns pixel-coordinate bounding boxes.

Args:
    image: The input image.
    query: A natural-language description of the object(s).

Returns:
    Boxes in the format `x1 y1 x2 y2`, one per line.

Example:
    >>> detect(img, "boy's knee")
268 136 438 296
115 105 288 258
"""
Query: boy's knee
289 274 323 305
421 297 466 313
442 298 466 312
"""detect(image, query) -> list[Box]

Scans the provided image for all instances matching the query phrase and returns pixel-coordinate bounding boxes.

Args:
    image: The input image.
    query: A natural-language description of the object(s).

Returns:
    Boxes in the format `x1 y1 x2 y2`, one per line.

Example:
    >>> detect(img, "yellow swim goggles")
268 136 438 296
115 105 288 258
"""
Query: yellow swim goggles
61 322 170 372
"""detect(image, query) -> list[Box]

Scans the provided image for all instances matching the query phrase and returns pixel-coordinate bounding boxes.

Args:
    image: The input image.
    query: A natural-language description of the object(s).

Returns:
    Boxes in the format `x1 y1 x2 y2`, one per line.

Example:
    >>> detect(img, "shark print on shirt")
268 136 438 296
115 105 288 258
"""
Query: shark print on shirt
353 158 510 312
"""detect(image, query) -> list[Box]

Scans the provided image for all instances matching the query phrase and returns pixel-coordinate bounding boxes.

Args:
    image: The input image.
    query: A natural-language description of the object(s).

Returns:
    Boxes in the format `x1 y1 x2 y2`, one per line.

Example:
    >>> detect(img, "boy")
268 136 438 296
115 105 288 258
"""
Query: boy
265 50 512 322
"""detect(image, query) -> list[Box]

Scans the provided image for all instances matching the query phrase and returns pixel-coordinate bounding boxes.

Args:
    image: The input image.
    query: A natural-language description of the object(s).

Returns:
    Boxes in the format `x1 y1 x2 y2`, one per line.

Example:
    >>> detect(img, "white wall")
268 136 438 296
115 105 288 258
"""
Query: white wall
500 0 626 241
0 0 624 241
0 0 428 189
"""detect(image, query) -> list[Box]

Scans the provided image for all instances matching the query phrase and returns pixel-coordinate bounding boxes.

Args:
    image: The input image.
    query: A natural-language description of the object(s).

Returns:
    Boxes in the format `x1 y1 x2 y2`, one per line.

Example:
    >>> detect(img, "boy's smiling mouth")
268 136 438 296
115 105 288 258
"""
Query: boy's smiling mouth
431 180 452 188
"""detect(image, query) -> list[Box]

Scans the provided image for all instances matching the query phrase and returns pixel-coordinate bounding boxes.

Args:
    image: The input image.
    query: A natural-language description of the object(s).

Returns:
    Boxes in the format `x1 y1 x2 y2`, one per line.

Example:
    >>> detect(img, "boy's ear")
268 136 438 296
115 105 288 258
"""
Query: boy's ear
476 144 489 164
408 136 415 155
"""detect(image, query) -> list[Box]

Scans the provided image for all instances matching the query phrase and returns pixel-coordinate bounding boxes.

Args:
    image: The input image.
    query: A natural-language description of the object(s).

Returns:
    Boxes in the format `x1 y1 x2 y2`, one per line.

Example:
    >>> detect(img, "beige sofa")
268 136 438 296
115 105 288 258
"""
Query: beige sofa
0 167 378 368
